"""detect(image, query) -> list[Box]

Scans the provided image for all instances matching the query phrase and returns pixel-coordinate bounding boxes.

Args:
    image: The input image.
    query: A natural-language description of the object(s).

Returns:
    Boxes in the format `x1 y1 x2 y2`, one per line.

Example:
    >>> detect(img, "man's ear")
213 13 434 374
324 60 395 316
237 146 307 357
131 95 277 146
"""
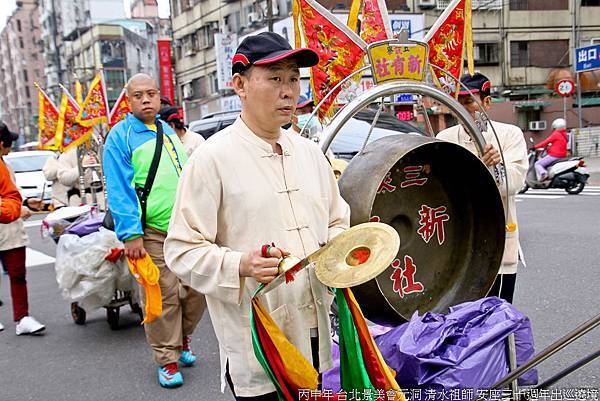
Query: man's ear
482 96 493 111
232 73 246 99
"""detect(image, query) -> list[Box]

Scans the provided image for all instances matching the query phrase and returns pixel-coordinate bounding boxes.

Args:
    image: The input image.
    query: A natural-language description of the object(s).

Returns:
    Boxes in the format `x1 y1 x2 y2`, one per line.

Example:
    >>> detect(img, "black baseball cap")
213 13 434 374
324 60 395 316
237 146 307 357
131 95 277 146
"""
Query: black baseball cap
458 72 492 97
0 122 18 145
232 32 319 75
159 106 179 121
296 95 314 108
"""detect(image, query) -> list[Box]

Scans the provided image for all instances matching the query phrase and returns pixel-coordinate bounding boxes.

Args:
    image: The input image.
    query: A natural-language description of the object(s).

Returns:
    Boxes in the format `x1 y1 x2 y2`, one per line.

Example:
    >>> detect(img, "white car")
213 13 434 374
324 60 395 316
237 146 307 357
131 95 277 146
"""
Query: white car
4 150 54 201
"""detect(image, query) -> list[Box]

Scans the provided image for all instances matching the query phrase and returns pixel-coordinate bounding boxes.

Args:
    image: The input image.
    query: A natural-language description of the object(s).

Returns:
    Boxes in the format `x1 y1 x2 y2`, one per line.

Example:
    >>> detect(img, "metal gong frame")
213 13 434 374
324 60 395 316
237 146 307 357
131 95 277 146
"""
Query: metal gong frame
319 80 486 156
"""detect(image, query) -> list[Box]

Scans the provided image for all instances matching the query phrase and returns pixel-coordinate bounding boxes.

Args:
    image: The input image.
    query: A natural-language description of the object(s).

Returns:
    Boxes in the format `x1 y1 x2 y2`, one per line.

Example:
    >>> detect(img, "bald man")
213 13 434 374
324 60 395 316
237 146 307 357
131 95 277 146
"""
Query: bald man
103 74 206 388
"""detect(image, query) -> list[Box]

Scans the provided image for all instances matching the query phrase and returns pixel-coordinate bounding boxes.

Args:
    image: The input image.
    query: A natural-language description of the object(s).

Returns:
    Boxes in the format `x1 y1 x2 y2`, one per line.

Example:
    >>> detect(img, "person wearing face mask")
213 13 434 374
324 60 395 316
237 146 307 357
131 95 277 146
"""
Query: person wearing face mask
436 73 528 304
159 107 205 157
290 95 320 138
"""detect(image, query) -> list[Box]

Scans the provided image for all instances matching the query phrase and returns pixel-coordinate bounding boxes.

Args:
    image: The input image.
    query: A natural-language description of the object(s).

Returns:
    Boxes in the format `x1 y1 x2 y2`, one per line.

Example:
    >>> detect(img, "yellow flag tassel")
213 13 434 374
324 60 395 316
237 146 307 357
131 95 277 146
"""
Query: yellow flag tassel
465 0 475 76
293 0 301 49
347 0 362 34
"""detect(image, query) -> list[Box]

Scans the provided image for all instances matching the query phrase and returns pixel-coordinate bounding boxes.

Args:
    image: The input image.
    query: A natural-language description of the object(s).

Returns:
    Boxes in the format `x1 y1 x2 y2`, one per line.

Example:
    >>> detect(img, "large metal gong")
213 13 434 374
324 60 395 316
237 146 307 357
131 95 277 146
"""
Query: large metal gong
323 81 506 326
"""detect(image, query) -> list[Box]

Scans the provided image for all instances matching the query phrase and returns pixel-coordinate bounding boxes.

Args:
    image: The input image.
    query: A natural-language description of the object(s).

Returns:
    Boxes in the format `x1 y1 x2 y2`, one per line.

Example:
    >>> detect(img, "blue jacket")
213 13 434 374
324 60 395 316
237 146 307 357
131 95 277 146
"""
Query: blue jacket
103 113 187 241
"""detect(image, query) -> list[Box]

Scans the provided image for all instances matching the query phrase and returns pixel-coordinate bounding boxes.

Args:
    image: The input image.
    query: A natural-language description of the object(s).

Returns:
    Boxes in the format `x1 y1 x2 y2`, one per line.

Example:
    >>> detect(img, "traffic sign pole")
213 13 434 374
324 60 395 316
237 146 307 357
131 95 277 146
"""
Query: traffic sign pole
576 72 583 135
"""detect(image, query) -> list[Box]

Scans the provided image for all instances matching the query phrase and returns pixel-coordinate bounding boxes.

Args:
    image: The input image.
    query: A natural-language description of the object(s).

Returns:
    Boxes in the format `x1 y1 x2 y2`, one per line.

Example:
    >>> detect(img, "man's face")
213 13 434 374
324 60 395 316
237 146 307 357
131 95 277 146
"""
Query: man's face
0 141 11 156
127 78 161 123
457 93 492 118
236 60 301 129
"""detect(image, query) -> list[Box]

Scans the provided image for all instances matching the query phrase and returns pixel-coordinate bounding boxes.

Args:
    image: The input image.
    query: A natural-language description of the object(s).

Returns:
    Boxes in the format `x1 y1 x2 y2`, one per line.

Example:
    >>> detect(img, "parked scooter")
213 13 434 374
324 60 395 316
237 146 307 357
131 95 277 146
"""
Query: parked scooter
519 138 589 194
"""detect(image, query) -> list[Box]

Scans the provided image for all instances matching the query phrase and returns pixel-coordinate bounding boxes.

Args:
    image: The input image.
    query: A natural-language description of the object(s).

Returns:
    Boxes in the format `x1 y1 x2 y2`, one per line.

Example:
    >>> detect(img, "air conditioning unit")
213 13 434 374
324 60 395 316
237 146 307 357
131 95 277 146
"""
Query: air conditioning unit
529 121 547 131
247 12 261 26
419 0 437 9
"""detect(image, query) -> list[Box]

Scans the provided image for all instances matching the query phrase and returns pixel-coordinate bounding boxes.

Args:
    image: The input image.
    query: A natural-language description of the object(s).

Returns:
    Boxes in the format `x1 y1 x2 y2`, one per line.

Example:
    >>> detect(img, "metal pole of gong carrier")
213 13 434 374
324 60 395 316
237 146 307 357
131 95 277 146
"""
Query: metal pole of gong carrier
474 313 600 400
320 81 487 156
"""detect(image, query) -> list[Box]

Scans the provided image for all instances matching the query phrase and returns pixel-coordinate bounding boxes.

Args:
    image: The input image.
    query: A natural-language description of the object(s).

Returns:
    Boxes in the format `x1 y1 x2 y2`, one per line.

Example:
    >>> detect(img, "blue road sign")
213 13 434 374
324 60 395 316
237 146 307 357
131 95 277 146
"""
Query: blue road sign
394 93 415 103
575 44 600 73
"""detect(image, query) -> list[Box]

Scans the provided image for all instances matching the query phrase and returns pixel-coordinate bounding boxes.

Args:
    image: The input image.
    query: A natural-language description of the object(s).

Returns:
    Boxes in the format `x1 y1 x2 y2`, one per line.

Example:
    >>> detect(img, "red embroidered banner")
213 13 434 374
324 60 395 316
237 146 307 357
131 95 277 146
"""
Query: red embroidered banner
56 88 92 151
424 0 474 96
109 88 131 127
360 0 393 44
294 0 367 119
36 84 59 150
76 72 109 127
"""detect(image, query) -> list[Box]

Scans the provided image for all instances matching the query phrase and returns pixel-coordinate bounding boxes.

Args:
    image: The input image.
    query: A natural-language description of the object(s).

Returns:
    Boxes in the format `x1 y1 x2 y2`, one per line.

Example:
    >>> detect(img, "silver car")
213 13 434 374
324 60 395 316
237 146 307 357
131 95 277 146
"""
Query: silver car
4 150 54 201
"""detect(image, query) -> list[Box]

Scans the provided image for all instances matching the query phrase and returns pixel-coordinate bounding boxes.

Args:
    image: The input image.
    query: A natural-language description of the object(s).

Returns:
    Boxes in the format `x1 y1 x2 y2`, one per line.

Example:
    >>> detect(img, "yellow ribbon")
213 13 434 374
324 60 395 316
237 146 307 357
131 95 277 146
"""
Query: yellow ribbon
253 299 318 390
127 255 162 324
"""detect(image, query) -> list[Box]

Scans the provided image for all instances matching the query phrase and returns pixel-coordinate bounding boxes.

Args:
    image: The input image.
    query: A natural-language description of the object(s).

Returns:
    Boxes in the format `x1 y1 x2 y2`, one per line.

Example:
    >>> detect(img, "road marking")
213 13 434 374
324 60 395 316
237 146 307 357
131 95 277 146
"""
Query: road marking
23 220 44 228
516 194 564 199
536 188 600 193
25 248 55 268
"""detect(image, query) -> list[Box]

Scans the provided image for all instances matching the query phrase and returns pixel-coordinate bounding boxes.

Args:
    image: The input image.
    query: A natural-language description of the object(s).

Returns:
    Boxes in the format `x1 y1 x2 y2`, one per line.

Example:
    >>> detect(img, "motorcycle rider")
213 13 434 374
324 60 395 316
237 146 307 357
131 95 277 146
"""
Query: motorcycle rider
533 118 569 181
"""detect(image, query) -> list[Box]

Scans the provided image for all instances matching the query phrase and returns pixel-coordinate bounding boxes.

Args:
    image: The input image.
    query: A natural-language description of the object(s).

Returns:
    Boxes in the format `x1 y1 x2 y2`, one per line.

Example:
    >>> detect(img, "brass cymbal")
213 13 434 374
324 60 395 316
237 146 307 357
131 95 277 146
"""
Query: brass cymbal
254 222 400 297
314 222 400 288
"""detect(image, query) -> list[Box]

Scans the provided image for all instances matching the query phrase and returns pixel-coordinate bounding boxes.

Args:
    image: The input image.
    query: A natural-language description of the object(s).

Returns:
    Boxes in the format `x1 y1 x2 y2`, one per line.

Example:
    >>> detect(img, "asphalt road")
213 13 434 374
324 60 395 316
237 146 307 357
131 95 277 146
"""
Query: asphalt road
1 186 598 401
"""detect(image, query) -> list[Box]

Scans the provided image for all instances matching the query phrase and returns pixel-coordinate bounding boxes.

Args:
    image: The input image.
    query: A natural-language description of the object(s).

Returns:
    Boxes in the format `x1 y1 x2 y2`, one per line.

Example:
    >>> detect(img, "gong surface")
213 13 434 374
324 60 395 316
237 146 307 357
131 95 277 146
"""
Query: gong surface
338 134 505 326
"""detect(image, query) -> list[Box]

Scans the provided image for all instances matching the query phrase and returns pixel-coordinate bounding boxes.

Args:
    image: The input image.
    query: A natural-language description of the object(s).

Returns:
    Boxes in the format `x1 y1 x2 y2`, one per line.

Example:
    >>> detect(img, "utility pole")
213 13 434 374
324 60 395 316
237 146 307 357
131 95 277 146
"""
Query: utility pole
573 0 583 131
50 0 63 98
267 0 274 32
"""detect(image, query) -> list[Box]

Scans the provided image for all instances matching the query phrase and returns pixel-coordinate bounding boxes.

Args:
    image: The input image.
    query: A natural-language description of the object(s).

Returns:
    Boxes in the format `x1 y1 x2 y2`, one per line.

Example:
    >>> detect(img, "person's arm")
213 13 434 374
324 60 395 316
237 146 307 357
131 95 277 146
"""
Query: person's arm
164 153 248 304
0 160 22 223
42 155 59 181
533 131 558 149
102 130 144 243
500 127 529 196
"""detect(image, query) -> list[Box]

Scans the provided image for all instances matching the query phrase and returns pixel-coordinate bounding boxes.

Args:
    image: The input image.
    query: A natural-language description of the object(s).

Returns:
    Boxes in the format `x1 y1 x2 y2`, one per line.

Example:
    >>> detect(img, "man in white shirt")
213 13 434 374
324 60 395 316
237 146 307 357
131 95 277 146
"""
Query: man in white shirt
437 73 528 303
164 32 350 400
159 107 205 156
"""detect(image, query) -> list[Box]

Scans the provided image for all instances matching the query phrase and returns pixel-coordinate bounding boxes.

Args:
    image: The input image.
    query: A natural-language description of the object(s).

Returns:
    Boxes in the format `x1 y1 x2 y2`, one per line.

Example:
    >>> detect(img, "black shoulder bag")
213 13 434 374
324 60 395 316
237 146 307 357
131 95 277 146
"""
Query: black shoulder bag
103 120 164 231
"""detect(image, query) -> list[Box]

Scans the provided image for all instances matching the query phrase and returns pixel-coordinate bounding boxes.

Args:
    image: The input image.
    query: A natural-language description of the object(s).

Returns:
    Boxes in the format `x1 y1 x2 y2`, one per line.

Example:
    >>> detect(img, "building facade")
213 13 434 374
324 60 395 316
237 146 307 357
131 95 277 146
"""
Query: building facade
38 0 126 99
169 0 600 137
0 0 44 145
64 20 161 104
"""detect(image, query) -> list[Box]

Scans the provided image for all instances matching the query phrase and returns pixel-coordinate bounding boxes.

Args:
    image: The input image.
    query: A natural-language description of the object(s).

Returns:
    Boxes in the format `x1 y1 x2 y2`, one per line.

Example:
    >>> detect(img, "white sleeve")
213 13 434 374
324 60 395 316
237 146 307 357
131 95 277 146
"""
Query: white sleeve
164 152 245 305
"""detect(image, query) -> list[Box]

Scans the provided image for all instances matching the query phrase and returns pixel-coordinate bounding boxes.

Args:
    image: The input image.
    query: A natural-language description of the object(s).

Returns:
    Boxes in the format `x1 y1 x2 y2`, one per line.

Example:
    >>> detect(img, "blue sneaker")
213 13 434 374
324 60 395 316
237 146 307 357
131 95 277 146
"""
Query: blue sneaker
179 336 197 367
157 363 183 388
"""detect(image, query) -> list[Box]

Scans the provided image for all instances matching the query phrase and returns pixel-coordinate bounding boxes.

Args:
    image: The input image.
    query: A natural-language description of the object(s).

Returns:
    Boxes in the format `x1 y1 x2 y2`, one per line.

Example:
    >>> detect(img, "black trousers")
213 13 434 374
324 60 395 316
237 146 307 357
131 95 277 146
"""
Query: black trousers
488 273 517 303
227 336 320 401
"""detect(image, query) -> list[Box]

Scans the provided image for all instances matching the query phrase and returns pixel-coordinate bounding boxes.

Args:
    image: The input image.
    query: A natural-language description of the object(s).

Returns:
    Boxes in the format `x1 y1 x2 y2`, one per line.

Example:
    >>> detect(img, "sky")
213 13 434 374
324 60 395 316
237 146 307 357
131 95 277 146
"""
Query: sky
0 0 171 31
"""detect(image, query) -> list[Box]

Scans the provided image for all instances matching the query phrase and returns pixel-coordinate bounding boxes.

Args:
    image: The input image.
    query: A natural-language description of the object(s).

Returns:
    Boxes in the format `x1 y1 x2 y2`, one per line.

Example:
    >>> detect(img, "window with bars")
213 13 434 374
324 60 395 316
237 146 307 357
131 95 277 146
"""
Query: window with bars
509 0 568 10
474 43 500 65
511 40 569 68
208 71 218 94
183 33 199 56
510 41 529 67
198 25 216 49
